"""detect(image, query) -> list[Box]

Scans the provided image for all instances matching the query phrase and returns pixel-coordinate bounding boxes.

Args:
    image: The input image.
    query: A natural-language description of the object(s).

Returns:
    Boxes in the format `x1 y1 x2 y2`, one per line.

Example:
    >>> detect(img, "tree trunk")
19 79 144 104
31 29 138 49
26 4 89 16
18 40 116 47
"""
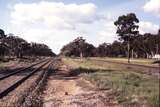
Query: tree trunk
0 55 2 60
146 53 150 59
131 49 134 59
19 53 22 58
156 44 159 54
127 42 130 63
80 51 83 60
135 52 138 58
159 63 160 73
151 51 154 58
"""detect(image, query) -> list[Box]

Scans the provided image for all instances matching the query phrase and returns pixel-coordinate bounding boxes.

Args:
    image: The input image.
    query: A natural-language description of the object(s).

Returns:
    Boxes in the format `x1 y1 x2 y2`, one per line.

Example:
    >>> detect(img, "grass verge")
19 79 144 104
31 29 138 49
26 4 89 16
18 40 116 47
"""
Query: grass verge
63 58 160 107
90 57 158 67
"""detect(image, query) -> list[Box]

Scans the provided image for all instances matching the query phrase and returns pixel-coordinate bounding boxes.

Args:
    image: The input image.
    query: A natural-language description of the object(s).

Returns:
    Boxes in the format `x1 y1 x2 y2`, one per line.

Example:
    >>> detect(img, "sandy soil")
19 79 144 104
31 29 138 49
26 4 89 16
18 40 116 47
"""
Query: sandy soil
42 64 120 107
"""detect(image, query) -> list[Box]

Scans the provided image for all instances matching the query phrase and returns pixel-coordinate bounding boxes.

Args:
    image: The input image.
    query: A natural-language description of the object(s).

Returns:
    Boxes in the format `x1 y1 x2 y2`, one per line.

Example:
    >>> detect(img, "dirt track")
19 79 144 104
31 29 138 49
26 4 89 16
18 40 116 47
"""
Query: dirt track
42 64 120 107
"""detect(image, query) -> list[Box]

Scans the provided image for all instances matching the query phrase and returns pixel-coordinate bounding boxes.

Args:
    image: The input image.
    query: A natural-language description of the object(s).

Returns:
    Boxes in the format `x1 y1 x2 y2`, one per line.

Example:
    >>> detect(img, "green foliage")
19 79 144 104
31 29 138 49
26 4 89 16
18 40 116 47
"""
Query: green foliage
86 70 159 107
114 13 139 63
60 37 96 57
0 29 55 58
133 33 160 57
0 29 6 39
97 41 126 57
114 13 139 42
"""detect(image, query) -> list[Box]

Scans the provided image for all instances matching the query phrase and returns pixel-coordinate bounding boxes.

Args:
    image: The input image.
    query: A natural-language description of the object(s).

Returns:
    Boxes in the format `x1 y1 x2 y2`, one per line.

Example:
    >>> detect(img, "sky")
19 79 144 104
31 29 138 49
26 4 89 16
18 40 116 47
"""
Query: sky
0 0 160 54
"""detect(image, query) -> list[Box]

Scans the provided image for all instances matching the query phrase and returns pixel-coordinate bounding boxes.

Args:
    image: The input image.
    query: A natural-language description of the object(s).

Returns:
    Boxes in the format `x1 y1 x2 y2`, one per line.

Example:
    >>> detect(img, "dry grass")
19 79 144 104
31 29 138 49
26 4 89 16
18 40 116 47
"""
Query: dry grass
90 57 158 67
63 57 160 107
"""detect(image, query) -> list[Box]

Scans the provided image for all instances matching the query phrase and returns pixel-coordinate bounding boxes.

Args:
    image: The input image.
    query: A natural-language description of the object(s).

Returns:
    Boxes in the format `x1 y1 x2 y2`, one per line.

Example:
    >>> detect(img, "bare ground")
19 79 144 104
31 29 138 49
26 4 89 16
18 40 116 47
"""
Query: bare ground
42 63 120 107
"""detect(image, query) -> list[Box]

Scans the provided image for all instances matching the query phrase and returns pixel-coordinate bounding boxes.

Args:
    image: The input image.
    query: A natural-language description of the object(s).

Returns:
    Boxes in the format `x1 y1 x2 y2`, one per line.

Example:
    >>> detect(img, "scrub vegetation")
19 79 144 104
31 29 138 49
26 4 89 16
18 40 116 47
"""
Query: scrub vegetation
63 58 160 107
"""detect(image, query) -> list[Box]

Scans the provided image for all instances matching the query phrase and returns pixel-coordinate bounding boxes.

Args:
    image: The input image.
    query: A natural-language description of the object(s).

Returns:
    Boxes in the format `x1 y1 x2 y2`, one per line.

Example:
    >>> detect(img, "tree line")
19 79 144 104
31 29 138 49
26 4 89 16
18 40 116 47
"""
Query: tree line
60 13 160 60
1 13 159 60
0 29 55 59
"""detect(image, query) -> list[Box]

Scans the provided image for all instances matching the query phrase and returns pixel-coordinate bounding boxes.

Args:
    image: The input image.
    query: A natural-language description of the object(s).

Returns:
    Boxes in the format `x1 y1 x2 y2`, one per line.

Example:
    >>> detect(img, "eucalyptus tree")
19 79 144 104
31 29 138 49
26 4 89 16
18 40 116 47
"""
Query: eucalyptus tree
0 42 9 58
114 13 139 63
30 43 54 56
3 35 27 58
155 29 160 54
131 29 160 58
97 43 110 57
60 37 96 58
74 37 86 59
0 29 8 58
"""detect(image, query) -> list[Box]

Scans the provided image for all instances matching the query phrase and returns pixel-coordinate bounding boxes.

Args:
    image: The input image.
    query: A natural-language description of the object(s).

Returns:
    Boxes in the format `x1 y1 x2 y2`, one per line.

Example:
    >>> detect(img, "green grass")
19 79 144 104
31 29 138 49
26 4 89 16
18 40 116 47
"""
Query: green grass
86 71 159 107
63 58 160 107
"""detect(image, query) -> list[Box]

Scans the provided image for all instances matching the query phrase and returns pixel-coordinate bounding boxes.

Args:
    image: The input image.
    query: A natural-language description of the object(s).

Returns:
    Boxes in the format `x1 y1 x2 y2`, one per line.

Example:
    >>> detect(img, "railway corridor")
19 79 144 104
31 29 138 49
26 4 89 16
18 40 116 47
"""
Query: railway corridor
42 64 120 107
0 58 121 107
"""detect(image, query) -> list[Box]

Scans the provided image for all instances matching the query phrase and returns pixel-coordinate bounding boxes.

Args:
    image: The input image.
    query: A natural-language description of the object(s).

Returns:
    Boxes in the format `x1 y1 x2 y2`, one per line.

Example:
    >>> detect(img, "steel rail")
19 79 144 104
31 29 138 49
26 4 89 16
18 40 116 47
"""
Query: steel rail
0 59 51 99
0 58 49 81
20 59 54 107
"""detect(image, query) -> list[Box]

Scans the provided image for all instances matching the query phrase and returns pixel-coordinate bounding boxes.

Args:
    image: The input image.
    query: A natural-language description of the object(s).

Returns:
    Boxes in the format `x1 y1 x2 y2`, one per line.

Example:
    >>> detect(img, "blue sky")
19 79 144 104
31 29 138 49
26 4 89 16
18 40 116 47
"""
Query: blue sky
0 0 160 53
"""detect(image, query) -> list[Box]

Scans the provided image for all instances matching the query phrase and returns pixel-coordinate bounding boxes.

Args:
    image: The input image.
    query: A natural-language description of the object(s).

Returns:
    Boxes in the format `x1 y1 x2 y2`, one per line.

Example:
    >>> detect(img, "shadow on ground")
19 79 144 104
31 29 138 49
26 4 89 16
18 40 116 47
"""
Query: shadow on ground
67 67 114 77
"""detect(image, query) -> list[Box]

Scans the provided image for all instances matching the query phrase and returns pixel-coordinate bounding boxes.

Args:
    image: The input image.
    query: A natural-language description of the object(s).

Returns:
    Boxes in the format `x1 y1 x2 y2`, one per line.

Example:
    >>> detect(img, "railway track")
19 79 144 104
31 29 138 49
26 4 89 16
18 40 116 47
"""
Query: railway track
21 60 54 107
0 58 52 100
0 58 49 80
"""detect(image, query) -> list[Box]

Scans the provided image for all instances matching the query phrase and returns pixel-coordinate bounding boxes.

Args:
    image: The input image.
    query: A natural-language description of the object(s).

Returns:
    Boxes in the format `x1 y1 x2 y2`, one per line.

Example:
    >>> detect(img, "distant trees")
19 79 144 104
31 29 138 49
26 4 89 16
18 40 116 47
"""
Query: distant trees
60 32 159 59
0 43 9 57
96 30 160 58
1 13 159 59
60 37 127 58
114 13 139 63
0 29 55 59
60 37 96 57
133 31 160 58
3 35 28 58
74 37 86 59
30 43 55 56
96 43 109 57
96 41 126 57
60 13 160 59
0 29 9 58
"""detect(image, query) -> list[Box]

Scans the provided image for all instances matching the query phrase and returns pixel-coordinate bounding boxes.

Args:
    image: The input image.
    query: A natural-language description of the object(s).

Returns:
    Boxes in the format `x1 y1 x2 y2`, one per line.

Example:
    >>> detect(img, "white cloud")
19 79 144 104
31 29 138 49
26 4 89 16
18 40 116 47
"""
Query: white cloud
139 21 159 34
97 21 117 44
97 20 159 45
11 1 102 30
143 0 160 17
10 1 105 53
9 1 159 54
